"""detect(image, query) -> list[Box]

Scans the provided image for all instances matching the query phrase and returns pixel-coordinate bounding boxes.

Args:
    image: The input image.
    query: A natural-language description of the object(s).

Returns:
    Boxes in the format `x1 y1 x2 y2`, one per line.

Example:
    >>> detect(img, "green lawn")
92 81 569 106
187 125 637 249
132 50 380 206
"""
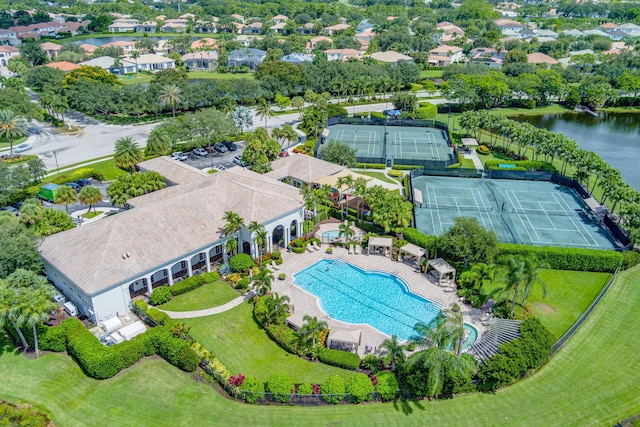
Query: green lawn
481 269 611 339
0 267 638 426
46 158 127 181
186 302 357 383
118 71 253 85
358 170 401 185
0 136 28 149
158 281 239 312
420 69 444 79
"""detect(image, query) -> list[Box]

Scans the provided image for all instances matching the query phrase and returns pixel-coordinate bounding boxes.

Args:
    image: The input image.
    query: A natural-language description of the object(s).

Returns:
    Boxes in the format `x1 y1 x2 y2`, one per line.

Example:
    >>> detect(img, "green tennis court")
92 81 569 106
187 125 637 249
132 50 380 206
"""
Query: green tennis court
388 127 451 163
324 124 385 162
412 176 619 250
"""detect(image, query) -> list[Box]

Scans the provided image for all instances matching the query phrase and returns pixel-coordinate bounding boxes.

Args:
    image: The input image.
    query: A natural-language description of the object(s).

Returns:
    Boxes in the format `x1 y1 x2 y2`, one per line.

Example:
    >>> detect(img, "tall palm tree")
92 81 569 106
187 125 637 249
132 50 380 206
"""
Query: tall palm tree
50 95 69 123
338 221 355 244
265 292 290 324
256 98 272 129
271 127 285 148
519 256 547 307
281 125 297 149
0 109 27 158
499 255 527 316
0 284 29 350
78 185 103 214
17 285 56 356
222 210 245 264
55 185 78 213
291 96 304 118
159 84 183 118
145 127 172 156
130 50 140 72
380 335 408 371
298 315 328 348
114 137 143 173
251 266 274 296
248 220 267 262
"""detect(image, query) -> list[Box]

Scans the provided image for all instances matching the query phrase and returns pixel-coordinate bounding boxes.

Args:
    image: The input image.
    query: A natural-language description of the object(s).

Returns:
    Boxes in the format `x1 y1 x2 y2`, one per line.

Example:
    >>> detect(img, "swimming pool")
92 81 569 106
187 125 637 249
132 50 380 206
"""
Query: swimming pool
292 259 444 341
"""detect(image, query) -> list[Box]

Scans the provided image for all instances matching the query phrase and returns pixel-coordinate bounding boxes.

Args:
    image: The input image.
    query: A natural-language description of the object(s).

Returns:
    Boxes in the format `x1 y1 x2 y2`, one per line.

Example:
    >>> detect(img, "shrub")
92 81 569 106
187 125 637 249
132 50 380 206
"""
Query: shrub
391 164 421 170
235 276 250 291
146 308 173 326
414 103 437 120
409 83 423 91
134 299 148 312
370 111 386 119
149 286 172 305
387 170 404 178
346 373 374 403
356 163 386 169
485 160 555 171
622 250 640 270
375 371 399 401
66 326 122 379
278 273 286 280
203 271 220 283
208 356 231 380
360 354 381 373
264 323 300 354
111 339 145 369
241 376 265 403
177 346 200 372
272 251 282 264
319 348 360 371
321 375 346 404
477 145 490 155
296 383 314 395
402 227 435 251
229 253 255 273
497 244 623 272
148 327 198 372
266 373 295 403
38 325 66 352
169 275 205 296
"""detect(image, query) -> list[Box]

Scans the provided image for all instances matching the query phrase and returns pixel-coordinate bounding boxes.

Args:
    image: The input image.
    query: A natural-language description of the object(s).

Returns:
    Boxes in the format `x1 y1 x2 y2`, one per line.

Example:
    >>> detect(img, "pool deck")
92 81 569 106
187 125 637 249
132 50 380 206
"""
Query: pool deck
272 223 488 357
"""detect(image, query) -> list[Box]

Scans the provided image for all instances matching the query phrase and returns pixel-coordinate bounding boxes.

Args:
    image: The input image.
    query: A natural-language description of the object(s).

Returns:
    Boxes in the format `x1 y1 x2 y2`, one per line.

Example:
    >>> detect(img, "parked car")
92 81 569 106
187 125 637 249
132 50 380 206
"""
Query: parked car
65 182 81 192
279 150 289 157
27 126 41 135
1 206 19 216
193 148 208 157
171 152 188 161
233 155 247 167
213 142 228 153
14 143 32 153
222 140 237 151
76 179 91 187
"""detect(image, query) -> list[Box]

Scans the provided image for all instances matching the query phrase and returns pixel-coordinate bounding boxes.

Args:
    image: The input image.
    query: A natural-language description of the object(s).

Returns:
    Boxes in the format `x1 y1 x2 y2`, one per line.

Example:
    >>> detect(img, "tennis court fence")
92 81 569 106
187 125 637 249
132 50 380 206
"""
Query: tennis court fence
420 204 493 212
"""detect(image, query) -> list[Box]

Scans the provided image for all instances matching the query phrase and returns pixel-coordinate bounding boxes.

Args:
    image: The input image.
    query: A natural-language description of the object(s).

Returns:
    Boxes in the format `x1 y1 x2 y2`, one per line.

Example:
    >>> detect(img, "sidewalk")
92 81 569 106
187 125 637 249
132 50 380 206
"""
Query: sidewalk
157 292 254 319
462 149 484 171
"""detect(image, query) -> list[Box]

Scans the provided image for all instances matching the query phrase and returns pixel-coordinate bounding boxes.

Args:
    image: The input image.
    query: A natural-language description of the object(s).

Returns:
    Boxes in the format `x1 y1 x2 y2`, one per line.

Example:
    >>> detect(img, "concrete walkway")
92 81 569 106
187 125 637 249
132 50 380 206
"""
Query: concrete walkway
157 292 254 319
463 148 484 171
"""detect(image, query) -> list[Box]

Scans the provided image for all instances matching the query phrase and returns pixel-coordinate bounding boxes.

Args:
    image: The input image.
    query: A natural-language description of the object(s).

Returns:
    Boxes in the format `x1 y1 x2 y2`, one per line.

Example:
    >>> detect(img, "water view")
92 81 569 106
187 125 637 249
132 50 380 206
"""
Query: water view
513 112 640 190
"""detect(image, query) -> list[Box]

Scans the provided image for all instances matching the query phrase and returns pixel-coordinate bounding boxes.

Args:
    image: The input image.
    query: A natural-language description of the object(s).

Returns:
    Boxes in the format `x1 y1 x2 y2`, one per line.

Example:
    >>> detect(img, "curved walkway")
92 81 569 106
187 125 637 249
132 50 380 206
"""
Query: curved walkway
157 292 254 319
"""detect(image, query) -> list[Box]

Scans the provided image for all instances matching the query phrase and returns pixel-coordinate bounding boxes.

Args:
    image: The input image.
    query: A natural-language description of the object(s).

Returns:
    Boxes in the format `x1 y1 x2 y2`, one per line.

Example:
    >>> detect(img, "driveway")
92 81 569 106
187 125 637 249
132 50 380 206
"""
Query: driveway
181 141 247 171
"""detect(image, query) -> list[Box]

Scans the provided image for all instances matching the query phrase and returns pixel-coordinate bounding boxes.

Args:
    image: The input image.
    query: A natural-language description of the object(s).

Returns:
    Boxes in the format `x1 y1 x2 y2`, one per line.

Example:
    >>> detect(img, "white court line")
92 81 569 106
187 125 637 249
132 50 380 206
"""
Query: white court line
505 190 539 243
535 201 559 231
432 186 445 235
474 188 496 230
425 186 437 234
553 194 597 246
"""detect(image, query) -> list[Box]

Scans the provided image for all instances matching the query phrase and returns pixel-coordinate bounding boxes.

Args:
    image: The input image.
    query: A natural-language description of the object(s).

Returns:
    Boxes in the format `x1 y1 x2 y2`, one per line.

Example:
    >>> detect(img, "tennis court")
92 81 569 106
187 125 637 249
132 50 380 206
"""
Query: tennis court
412 176 619 249
323 124 385 163
388 127 451 163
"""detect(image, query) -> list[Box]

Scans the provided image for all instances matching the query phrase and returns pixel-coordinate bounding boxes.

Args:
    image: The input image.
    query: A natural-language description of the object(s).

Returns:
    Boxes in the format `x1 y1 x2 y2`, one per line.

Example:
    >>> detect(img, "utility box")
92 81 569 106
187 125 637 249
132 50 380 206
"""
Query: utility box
37 184 60 203
63 301 78 317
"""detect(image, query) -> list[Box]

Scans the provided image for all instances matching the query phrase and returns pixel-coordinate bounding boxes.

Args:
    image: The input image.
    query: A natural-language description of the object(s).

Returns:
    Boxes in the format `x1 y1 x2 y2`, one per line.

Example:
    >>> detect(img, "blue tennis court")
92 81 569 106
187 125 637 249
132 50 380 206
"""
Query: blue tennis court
412 176 619 249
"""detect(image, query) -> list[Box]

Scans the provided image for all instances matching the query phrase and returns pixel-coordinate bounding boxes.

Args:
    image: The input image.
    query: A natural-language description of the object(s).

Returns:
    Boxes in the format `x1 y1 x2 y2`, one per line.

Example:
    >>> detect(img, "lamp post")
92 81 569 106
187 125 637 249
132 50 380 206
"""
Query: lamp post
53 150 60 176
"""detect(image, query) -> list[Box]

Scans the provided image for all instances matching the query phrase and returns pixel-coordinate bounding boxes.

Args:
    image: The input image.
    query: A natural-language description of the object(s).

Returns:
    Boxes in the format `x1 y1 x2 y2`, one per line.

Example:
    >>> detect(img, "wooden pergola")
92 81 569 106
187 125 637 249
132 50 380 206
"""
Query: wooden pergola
426 257 456 286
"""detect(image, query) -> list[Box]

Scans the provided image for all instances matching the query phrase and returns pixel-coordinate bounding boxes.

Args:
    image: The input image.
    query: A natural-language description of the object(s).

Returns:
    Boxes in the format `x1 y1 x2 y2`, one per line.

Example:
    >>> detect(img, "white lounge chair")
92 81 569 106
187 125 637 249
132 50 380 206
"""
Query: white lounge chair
348 246 353 255
269 261 279 271
306 244 314 253
354 245 360 255
312 241 320 251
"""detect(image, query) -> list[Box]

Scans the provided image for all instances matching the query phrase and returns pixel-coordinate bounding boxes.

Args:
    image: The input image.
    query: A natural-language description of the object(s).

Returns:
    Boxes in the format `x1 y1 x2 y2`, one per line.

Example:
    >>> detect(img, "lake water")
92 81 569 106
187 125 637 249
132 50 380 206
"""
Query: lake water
513 112 640 190
72 36 202 46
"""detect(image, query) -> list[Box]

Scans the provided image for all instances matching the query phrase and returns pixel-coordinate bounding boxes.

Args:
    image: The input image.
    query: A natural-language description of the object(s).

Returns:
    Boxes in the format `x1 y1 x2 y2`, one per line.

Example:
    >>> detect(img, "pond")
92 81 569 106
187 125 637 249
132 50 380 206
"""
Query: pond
512 112 640 190
72 36 202 46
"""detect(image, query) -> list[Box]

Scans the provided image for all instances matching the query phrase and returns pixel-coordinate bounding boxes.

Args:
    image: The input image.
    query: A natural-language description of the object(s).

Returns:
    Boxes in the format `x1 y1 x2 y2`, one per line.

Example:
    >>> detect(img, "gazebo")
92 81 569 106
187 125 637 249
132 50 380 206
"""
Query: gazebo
426 257 456 286
461 137 479 148
286 311 305 331
368 236 393 256
327 329 361 352
399 243 427 265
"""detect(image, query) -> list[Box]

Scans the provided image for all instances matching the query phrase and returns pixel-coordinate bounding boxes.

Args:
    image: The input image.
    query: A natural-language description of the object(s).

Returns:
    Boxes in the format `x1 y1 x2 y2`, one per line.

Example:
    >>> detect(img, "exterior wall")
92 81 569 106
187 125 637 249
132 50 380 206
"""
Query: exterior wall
91 286 131 323
43 261 94 318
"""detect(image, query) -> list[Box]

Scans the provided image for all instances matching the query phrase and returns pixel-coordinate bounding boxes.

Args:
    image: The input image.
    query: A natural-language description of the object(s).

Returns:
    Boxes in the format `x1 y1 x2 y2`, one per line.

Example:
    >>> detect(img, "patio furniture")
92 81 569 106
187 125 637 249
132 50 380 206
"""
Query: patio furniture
312 241 320 251
348 246 353 255
269 261 279 271
354 245 359 255
306 244 314 253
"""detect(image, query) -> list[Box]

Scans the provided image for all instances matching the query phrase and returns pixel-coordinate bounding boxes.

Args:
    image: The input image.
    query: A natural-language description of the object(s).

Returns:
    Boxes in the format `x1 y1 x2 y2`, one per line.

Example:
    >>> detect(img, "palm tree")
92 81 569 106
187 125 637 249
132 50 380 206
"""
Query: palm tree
256 98 272 129
380 335 407 371
222 210 245 264
298 315 328 348
353 177 368 219
499 255 527 316
130 50 140 72
114 137 143 173
338 221 355 244
145 127 172 156
78 185 103 214
291 96 305 118
281 125 297 149
301 185 319 218
159 84 183 118
55 185 77 213
0 109 27 158
519 256 547 307
17 285 56 356
50 95 69 123
248 220 267 262
251 266 274 296
265 292 290 324
271 127 285 148
0 284 29 351
467 262 497 296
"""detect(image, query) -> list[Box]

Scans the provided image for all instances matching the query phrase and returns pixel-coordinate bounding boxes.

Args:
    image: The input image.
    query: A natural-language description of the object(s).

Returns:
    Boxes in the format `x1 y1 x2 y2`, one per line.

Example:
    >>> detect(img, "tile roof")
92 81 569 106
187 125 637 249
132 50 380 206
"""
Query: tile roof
45 61 80 72
39 165 304 295
368 50 413 63
527 52 558 64
265 153 345 183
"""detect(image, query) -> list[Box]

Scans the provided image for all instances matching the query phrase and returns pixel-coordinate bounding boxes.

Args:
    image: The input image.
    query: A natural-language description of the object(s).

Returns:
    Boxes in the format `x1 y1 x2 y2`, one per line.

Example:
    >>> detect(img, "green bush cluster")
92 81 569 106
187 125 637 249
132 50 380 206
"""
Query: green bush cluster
357 163 386 169
147 327 200 372
37 324 67 352
149 286 172 305
375 372 399 401
477 318 554 391
63 319 123 379
318 348 360 371
236 276 250 290
134 300 148 312
352 112 368 118
346 374 374 403
388 170 404 178
320 375 346 404
0 401 53 427
145 307 174 327
241 376 265 404
170 274 205 296
360 354 381 372
622 250 640 270
409 83 423 91
402 227 436 251
203 271 220 283
264 323 300 354
266 373 294 403
296 383 314 395
49 167 105 185
391 164 421 170
229 253 255 273
498 244 623 272
484 160 555 172
370 111 386 119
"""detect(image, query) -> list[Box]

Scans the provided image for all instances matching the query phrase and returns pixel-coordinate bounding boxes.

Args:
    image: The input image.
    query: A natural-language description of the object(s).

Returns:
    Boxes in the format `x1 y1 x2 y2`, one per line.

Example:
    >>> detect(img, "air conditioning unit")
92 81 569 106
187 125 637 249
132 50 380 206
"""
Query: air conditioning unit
63 301 78 317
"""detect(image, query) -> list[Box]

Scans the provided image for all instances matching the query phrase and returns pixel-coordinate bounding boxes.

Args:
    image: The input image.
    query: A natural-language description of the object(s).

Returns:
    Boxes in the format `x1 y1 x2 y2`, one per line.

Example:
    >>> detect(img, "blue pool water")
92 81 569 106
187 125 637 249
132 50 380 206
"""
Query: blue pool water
321 230 341 241
293 259 444 340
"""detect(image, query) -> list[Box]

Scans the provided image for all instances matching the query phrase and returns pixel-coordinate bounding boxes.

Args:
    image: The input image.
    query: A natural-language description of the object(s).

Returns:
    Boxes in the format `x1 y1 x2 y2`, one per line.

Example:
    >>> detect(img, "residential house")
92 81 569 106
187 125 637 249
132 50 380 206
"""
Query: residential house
135 21 157 33
534 29 558 39
179 13 197 20
242 22 263 35
607 30 628 41
325 48 363 61
428 45 464 65
469 47 506 68
270 22 287 34
495 18 527 34
45 61 81 72
281 53 314 64
0 29 18 46
79 56 137 74
182 51 218 71
225 22 246 34
155 40 171 56
39 157 306 323
306 36 333 52
356 19 374 33
235 35 261 47
0 45 20 66
128 53 176 72
191 38 218 51
619 23 640 37
79 43 98 56
297 23 316 35
368 51 414 64
526 52 558 66
103 40 137 53
227 48 267 69
271 14 289 24
108 18 139 33
161 19 188 33
563 29 585 37
355 29 375 43
231 14 245 23
40 41 62 59
518 29 537 39
324 23 350 36
195 20 217 33
583 29 609 37
599 22 618 32
436 21 465 38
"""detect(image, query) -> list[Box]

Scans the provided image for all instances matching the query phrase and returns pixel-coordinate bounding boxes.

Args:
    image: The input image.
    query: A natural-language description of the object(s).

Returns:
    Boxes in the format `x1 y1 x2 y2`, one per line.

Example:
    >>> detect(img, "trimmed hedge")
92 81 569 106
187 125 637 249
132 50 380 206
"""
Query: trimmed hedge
356 163 386 169
321 375 346 404
65 321 123 379
241 376 265 404
134 300 148 312
387 170 404 178
370 111 385 119
375 371 399 401
149 286 172 305
622 250 640 270
264 323 300 355
203 271 220 283
38 325 66 352
146 308 174 326
402 227 435 251
391 164 421 170
296 383 314 395
170 274 206 296
485 160 555 172
498 244 623 272
319 348 360 371
266 373 294 403
345 373 374 403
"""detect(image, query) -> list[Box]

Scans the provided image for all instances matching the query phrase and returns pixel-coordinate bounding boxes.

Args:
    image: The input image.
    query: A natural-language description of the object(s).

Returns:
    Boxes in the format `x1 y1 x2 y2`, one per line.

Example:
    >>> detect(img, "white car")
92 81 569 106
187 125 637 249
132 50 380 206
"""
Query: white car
14 143 32 153
193 148 208 157
233 156 247 167
171 151 188 161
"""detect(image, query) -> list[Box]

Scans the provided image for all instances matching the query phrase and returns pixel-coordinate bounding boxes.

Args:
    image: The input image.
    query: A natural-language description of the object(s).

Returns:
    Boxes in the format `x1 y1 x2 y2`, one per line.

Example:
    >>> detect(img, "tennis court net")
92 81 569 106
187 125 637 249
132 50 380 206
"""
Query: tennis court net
392 139 438 145
511 208 584 216
422 204 493 212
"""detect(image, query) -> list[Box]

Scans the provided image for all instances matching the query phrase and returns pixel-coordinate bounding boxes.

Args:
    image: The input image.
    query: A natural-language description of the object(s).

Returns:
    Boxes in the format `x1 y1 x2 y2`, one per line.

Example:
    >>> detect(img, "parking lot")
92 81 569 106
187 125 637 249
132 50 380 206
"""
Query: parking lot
178 141 247 171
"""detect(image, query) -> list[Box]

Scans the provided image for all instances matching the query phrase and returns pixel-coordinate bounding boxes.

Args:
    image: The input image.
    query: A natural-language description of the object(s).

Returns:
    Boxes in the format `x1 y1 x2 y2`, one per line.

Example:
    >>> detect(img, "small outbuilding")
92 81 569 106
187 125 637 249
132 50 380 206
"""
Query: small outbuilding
327 329 361 352
101 316 123 334
368 236 393 256
118 321 146 340
426 257 456 286
399 243 427 264
286 311 306 331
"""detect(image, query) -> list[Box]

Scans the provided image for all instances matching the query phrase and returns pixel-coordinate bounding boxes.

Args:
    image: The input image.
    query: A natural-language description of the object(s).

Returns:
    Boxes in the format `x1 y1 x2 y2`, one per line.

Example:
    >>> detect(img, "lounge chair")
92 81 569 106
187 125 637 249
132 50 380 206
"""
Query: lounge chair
312 241 320 251
348 246 353 255
269 261 279 271
306 244 314 253
354 245 360 255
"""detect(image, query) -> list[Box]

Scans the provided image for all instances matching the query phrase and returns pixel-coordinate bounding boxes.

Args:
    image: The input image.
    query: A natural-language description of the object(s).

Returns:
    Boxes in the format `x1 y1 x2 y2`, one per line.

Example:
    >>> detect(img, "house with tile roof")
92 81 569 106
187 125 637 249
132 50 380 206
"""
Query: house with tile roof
324 23 350 35
39 157 307 323
306 36 333 52
0 29 18 46
325 48 363 61
428 45 464 65
40 41 62 59
182 51 218 70
527 52 558 65
0 45 20 66
45 61 81 72
368 51 414 64
227 48 267 69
